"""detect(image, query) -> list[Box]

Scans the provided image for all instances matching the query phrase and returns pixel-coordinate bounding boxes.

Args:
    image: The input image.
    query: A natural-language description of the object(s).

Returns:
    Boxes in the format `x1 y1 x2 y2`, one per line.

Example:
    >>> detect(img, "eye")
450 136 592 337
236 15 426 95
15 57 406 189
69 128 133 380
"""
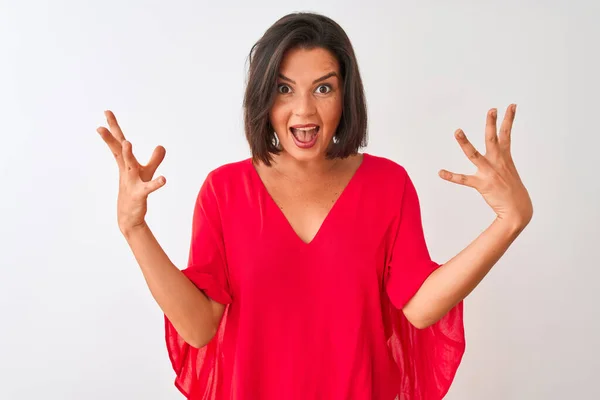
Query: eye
316 84 332 94
277 84 292 94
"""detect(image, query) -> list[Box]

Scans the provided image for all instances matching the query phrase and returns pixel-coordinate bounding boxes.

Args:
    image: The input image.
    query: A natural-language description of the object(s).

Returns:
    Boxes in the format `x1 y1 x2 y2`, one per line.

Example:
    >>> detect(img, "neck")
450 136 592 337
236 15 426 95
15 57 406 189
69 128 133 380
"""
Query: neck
270 152 340 182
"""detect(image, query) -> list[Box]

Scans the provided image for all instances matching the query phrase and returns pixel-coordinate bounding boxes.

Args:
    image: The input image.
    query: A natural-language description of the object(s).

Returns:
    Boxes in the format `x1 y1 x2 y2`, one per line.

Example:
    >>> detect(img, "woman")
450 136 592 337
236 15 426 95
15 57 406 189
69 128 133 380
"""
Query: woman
97 12 533 400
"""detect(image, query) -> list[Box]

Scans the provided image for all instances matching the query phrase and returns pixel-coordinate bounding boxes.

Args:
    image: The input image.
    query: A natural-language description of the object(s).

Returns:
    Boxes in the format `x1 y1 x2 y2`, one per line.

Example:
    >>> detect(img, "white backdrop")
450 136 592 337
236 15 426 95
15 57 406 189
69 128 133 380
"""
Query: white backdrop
1 0 598 399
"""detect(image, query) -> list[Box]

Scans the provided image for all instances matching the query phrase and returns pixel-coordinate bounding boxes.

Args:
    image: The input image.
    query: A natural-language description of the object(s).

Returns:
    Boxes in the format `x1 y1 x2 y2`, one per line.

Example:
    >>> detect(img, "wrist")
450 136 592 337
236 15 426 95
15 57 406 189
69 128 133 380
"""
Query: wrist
494 214 529 238
121 221 149 240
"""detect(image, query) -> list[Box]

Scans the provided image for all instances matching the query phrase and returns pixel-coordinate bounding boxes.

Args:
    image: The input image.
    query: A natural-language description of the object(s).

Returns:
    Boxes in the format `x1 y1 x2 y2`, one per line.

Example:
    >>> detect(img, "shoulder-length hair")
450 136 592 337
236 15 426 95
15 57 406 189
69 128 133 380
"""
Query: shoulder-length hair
243 12 368 166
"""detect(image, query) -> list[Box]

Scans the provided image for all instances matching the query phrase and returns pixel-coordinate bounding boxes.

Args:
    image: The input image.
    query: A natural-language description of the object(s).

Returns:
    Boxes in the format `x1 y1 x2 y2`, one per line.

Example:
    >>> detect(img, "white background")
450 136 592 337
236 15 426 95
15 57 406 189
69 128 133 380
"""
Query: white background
1 0 598 399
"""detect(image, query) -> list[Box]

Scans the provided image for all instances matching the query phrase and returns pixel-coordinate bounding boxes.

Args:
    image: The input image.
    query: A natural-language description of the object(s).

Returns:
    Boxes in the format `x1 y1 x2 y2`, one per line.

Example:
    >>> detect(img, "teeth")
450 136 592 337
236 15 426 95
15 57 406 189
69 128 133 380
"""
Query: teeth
294 126 318 131
291 127 318 136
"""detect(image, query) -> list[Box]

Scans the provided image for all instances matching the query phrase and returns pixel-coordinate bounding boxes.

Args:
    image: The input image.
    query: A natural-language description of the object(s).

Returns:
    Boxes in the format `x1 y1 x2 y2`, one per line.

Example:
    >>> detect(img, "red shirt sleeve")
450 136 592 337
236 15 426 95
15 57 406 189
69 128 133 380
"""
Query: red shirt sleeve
383 168 466 400
181 171 232 305
164 170 232 399
385 170 438 310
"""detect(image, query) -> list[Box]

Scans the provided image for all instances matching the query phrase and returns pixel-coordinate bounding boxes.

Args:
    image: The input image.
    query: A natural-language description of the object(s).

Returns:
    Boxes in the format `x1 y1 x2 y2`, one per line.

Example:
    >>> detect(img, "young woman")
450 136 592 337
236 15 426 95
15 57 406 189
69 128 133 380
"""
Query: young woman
97 12 533 400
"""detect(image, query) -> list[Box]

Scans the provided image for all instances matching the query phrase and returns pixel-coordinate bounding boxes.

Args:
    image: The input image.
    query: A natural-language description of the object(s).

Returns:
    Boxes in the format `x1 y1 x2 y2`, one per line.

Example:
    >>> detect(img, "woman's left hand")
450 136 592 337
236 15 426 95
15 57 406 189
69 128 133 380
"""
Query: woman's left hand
439 104 533 229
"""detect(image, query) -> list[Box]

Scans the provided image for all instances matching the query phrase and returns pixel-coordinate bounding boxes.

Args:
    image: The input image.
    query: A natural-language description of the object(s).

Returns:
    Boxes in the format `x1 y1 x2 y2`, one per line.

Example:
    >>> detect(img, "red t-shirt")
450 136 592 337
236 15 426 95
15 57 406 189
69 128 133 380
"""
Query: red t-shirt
164 153 465 399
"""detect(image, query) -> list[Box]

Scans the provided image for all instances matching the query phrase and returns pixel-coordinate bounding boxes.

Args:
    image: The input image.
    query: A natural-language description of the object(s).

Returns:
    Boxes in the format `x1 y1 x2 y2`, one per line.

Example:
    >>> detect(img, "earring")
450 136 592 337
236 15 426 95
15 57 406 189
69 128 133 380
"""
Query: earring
332 135 339 144
272 132 281 149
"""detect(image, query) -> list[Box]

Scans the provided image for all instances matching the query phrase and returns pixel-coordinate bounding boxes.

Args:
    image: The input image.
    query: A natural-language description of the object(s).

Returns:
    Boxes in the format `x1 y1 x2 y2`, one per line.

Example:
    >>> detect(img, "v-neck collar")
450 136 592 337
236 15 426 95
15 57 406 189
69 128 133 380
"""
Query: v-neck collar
249 153 369 246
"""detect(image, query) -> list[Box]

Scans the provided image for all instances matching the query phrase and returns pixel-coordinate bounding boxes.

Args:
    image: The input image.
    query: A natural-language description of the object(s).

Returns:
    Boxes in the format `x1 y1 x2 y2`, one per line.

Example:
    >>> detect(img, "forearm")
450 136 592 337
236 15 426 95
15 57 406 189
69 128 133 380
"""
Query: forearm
403 217 527 328
123 222 222 347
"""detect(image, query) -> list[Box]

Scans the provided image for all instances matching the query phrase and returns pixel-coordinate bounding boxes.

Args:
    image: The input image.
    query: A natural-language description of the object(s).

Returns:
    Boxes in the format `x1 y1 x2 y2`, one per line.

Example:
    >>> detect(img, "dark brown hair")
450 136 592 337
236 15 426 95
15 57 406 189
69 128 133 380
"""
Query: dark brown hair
243 12 368 166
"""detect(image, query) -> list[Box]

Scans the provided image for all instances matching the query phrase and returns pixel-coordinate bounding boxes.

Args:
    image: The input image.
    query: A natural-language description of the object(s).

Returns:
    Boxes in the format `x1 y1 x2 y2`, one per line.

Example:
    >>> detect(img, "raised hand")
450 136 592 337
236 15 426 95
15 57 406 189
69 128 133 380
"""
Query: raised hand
97 110 167 235
438 104 533 229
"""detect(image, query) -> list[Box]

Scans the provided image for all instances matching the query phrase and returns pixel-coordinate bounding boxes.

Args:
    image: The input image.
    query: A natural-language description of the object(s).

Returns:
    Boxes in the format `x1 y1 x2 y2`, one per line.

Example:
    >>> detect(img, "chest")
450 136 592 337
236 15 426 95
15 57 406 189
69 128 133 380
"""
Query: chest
221 168 396 309
265 178 346 244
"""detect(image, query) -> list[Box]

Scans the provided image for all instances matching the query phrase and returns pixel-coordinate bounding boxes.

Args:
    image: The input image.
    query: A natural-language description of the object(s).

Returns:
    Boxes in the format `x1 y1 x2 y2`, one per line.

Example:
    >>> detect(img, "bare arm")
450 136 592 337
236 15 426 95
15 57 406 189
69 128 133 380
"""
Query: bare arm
97 110 223 348
403 217 525 328
124 223 225 348
403 104 533 328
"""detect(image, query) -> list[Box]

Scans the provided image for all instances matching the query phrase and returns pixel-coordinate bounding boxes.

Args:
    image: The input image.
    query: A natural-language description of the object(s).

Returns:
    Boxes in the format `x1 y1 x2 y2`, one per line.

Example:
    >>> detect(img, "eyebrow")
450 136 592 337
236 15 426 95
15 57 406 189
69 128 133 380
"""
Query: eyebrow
278 71 339 85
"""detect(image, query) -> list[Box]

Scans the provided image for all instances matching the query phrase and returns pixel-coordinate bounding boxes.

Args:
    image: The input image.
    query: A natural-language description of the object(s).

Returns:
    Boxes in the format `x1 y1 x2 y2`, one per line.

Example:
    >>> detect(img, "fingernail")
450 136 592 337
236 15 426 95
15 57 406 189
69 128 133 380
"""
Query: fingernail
492 109 497 117
456 129 464 138
513 104 517 112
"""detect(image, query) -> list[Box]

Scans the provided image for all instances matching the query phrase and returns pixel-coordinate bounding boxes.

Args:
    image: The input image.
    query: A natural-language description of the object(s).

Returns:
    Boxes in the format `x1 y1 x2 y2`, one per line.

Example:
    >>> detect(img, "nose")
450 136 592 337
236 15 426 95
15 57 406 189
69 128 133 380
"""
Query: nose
293 92 317 117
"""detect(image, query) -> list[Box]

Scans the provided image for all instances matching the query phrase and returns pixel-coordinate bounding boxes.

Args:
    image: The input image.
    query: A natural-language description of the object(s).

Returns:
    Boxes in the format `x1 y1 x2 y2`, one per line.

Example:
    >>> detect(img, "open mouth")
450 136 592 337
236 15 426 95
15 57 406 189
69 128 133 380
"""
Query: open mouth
290 126 320 148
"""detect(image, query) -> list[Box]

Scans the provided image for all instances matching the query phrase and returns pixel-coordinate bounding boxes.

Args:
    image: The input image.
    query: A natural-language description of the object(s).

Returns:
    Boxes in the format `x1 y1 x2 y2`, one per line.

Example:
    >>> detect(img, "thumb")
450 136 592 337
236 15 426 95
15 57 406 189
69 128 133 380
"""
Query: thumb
143 175 166 196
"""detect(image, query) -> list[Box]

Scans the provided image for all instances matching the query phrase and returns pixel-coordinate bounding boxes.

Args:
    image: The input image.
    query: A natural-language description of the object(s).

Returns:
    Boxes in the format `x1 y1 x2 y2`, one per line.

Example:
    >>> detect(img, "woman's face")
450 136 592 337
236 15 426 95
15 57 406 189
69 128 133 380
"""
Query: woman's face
269 47 343 163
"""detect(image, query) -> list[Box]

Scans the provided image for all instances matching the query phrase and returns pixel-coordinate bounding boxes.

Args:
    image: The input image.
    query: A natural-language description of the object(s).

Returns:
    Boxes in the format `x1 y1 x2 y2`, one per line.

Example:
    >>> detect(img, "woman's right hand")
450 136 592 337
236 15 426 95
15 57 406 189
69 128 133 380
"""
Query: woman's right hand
97 110 167 236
